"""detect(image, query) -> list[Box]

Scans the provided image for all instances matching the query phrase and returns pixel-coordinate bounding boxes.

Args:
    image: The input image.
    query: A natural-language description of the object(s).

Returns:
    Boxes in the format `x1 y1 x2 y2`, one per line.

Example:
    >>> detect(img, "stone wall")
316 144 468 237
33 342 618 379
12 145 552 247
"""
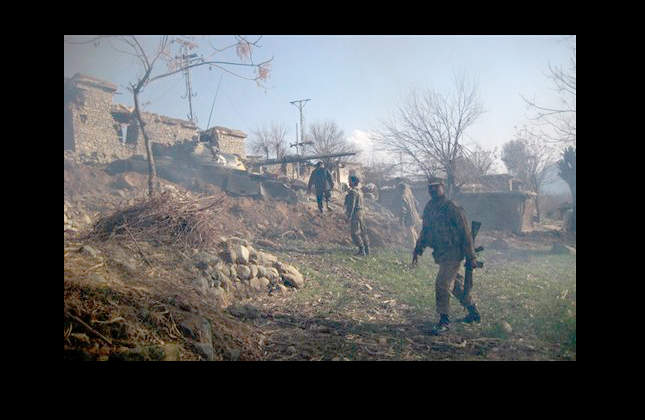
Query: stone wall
200 127 247 157
65 74 200 165
455 192 536 233
378 183 536 233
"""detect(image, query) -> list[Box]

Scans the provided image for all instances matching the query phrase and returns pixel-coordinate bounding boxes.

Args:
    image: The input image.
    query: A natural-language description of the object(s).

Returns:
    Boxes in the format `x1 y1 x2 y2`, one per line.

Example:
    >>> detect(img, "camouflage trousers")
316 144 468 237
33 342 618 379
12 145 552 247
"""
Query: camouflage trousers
350 209 370 251
435 260 474 316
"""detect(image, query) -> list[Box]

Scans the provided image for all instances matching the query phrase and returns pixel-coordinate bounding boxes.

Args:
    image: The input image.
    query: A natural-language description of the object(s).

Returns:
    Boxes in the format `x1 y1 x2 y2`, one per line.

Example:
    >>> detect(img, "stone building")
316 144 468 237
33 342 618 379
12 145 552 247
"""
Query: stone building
64 73 247 165
455 174 536 232
197 126 247 158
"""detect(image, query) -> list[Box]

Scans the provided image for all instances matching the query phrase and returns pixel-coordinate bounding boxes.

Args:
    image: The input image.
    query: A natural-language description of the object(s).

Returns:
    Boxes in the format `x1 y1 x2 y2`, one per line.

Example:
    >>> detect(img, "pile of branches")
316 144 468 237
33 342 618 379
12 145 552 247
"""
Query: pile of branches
91 191 227 250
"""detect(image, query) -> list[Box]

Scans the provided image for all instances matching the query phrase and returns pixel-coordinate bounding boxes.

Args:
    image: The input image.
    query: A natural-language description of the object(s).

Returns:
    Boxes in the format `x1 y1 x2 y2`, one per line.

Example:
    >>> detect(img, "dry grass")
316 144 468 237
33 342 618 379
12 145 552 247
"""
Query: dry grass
90 191 227 251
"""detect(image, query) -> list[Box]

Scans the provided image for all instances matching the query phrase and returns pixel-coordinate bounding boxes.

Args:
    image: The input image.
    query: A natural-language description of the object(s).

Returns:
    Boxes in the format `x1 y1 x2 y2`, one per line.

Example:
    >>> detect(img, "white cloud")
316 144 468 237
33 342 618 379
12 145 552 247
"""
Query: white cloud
347 129 391 164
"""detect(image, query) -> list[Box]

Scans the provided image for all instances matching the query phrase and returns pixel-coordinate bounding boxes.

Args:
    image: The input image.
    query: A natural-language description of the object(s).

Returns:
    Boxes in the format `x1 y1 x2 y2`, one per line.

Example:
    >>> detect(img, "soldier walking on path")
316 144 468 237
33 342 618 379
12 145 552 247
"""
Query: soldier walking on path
412 177 481 335
344 175 370 256
308 161 334 213
396 182 421 248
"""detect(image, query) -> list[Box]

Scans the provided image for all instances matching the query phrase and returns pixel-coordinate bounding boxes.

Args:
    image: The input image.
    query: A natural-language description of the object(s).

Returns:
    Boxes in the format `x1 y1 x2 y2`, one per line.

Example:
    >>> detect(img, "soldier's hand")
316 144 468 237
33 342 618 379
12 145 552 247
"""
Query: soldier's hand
467 257 478 269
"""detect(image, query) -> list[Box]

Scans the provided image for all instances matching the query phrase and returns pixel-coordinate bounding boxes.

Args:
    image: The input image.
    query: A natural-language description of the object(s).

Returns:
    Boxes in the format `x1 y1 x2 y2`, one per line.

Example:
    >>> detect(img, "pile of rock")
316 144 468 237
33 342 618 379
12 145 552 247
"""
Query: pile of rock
190 237 305 306
64 200 95 233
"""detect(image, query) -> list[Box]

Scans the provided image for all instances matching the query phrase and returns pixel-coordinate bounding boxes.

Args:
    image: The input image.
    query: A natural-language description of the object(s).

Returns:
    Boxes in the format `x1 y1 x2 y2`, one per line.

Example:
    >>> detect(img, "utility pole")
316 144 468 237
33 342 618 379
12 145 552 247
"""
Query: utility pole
290 99 310 178
175 37 201 124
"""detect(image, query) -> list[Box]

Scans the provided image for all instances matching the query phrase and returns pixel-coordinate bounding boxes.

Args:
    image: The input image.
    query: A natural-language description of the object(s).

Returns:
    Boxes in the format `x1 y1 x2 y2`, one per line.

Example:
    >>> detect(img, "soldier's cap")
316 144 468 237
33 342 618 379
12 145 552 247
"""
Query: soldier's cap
427 177 444 186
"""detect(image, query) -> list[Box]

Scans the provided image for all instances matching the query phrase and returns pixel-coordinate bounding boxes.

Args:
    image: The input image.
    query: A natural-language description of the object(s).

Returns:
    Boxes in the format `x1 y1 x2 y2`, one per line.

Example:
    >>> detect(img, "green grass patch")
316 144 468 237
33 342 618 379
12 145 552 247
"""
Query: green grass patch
273 241 576 358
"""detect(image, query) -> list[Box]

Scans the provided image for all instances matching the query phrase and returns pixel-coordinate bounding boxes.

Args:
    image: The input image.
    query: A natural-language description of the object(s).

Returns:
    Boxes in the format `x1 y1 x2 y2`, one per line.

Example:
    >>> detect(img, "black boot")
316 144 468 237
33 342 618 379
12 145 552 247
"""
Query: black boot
355 246 366 256
364 244 370 255
460 305 481 324
429 314 450 335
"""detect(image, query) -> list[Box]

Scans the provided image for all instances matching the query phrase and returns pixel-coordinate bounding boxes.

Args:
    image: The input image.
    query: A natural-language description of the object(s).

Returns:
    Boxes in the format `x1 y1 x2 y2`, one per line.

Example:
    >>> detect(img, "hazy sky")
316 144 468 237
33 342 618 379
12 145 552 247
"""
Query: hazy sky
64 35 574 170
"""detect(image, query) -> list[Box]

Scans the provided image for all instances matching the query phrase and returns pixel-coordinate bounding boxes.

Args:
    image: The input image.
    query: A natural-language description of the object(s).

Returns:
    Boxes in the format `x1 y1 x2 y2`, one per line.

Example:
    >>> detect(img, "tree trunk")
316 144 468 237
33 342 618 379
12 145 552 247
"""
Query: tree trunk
534 195 541 223
132 91 157 197
558 147 576 232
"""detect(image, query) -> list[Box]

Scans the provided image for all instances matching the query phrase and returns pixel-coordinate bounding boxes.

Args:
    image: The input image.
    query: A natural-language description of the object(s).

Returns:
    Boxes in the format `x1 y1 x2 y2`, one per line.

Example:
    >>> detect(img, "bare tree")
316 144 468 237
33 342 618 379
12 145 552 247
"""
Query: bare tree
521 36 576 229
249 122 289 159
373 73 486 198
307 119 360 166
501 125 558 221
456 144 499 184
65 35 273 196
521 36 576 146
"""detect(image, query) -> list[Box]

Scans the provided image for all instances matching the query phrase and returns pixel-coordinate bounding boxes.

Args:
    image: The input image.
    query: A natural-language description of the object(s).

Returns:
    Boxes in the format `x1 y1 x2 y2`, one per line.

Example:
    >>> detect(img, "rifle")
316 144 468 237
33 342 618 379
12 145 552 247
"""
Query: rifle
463 221 484 299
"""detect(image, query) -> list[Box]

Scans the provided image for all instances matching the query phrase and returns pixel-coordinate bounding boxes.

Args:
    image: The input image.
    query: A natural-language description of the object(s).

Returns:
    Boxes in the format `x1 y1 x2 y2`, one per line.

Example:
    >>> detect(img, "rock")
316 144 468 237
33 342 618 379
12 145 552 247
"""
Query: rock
190 342 215 361
282 272 304 289
237 264 252 280
210 270 225 284
246 244 257 259
179 323 198 340
221 246 237 263
249 277 267 290
265 267 280 281
551 243 576 255
500 321 513 334
219 264 230 277
249 263 259 278
257 277 270 288
81 213 93 225
80 245 100 257
234 244 250 264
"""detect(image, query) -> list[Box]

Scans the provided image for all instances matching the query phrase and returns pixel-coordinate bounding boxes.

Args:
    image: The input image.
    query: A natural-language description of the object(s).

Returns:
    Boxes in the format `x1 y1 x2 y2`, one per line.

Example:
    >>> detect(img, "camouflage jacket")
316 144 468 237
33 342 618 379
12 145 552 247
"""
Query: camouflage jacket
344 186 364 219
308 168 334 193
414 196 476 263
399 193 421 228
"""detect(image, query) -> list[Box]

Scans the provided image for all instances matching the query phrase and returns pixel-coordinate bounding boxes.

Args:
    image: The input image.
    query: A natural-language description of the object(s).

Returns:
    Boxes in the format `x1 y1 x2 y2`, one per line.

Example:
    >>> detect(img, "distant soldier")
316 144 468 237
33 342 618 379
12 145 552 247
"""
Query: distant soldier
345 175 370 256
396 182 421 247
308 161 334 213
412 177 481 335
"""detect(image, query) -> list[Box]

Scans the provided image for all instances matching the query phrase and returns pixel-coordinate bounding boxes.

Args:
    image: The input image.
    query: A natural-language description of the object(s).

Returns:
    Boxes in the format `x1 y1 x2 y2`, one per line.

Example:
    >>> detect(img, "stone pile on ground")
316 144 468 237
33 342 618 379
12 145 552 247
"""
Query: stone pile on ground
190 237 305 306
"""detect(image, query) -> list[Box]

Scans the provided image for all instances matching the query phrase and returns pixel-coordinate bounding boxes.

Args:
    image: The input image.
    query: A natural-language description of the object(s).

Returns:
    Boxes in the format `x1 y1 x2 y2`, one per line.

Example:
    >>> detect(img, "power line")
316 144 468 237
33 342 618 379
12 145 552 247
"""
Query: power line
290 99 310 177
289 99 310 155
206 74 223 129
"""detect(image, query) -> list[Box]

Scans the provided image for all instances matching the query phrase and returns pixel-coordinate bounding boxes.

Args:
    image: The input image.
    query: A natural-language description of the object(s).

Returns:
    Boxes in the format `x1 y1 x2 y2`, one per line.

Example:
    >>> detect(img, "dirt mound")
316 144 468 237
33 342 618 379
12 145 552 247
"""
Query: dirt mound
64 162 409 249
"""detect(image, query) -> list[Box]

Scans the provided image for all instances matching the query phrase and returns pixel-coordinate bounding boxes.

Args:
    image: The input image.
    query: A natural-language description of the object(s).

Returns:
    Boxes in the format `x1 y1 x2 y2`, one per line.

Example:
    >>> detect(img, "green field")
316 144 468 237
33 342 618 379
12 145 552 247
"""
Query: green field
270 241 576 360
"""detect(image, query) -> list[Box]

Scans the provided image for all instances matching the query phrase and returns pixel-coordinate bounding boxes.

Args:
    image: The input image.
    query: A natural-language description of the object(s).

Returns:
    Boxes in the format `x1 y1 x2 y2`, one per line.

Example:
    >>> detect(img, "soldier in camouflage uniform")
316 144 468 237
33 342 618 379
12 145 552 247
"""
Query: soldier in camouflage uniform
412 177 481 335
396 182 421 247
344 175 370 256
